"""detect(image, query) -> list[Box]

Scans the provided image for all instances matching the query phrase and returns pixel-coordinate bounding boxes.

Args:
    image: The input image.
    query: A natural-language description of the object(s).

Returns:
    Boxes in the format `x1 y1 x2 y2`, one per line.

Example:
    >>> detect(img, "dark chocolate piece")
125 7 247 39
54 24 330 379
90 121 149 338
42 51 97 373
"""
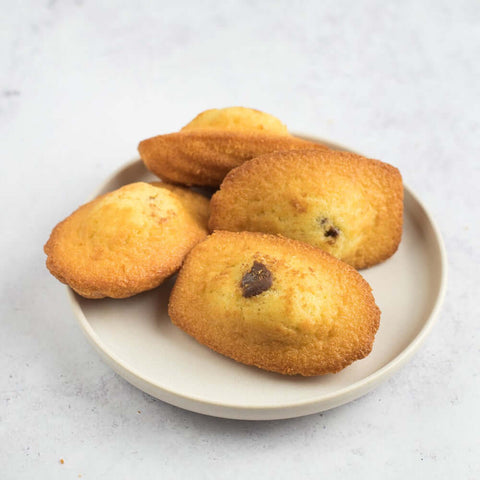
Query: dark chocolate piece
324 226 339 238
318 217 340 241
241 261 272 298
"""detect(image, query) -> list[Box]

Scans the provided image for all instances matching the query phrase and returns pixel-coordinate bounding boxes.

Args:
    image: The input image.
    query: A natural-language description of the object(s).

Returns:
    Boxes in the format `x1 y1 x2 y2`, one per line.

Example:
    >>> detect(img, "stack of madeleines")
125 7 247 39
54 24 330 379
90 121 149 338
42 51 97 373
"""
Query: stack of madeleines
45 107 403 376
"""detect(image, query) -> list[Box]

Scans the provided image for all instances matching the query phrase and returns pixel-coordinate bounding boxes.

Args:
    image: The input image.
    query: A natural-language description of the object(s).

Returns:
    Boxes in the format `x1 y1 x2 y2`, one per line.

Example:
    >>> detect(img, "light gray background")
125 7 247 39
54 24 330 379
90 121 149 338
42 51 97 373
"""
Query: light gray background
1 1 479 478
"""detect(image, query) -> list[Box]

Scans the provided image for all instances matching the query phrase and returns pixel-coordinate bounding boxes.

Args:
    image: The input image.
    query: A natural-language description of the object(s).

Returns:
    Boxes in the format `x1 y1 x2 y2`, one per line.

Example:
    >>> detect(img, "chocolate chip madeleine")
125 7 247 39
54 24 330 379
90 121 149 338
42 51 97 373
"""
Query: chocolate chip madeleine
44 182 209 299
138 107 329 187
209 149 403 269
168 231 380 376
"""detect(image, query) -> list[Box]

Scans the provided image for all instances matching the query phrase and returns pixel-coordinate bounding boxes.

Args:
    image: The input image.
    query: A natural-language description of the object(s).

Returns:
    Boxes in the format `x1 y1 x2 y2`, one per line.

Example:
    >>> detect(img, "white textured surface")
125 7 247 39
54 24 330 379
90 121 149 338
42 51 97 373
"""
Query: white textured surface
1 1 478 478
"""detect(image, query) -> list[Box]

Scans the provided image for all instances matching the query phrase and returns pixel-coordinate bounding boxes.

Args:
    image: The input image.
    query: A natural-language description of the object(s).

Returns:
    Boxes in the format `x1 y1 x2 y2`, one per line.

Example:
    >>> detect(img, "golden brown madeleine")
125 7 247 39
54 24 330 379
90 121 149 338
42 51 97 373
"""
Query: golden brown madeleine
209 149 403 269
183 107 289 134
138 107 329 187
169 231 380 376
44 182 209 299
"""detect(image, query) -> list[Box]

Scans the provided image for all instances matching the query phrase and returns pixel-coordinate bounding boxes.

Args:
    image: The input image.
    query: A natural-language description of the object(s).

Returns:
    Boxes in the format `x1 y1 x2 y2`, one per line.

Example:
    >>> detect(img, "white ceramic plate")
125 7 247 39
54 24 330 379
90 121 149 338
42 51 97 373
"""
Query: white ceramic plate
68 137 447 420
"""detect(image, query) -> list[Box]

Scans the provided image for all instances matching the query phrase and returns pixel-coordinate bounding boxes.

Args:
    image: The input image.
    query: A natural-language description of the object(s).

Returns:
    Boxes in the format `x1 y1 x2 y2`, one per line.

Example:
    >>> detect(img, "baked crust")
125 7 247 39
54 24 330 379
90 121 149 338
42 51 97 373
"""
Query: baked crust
182 106 289 135
138 130 329 187
209 149 403 269
168 231 381 376
138 106 329 186
44 182 209 298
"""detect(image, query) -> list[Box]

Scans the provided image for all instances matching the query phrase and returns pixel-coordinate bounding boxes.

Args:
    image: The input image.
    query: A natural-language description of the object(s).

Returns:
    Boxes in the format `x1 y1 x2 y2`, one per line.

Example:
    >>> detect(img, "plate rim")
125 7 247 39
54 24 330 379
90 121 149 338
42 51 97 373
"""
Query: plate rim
67 135 448 419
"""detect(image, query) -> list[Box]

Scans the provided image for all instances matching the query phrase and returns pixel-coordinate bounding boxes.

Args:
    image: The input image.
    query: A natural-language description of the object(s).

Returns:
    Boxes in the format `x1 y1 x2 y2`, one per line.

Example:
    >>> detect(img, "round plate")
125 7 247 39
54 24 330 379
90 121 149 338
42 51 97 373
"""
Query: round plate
68 136 447 420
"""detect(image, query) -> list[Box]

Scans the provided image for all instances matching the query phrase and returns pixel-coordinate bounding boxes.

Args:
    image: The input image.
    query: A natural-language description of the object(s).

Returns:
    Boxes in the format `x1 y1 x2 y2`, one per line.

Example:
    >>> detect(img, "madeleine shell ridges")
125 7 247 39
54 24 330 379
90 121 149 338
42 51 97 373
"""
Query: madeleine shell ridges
138 106 329 187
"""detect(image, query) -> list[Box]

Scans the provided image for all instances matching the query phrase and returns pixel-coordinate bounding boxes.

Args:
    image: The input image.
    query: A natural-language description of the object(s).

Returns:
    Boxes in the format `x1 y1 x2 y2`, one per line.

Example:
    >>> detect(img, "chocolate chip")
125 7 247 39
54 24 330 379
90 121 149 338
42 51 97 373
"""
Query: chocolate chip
318 217 340 241
324 226 339 238
241 261 272 298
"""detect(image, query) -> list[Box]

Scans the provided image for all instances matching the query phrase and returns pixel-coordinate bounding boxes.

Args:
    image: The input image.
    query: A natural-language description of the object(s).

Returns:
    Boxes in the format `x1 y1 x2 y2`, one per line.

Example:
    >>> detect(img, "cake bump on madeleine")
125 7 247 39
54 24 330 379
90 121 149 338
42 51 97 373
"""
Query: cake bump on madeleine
44 182 210 299
168 231 381 376
209 149 403 269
